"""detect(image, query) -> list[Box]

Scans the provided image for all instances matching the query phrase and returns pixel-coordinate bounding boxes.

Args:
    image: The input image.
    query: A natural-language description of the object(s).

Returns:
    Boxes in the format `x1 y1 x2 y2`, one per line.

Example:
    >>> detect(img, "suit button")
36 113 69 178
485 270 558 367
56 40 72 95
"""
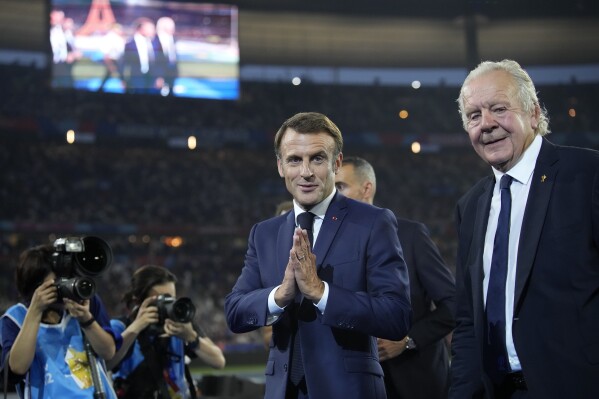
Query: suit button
284 364 288 372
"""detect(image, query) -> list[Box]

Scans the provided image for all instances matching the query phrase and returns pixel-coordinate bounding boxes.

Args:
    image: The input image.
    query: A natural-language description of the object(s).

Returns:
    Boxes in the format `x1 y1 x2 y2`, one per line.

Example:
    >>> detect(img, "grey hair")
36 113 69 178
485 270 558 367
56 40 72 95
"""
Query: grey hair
457 59 550 136
342 156 377 197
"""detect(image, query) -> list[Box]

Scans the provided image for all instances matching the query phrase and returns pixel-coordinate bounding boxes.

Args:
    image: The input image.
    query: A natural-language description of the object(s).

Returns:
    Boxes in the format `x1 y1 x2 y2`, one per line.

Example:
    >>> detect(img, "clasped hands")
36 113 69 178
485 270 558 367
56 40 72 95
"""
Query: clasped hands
274 227 324 308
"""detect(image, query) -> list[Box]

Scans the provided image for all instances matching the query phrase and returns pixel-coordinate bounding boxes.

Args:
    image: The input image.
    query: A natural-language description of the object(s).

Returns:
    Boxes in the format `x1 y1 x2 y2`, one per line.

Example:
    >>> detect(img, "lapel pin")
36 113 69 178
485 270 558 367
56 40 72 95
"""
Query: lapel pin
332 216 338 221
541 175 547 183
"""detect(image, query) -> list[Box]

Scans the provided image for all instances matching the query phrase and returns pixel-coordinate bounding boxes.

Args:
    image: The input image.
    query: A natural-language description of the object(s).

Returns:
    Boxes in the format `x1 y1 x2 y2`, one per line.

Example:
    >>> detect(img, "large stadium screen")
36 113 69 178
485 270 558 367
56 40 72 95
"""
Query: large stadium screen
49 0 239 100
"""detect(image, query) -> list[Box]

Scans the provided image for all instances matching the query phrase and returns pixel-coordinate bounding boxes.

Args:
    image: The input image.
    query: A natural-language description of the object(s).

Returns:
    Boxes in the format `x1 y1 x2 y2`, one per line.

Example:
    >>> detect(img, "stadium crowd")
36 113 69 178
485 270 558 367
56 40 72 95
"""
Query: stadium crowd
1 63 597 349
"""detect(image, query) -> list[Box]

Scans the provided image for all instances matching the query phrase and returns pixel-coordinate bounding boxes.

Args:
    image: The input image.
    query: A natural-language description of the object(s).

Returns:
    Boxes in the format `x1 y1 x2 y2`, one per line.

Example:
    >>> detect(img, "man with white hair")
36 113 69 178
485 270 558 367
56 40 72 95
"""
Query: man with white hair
450 59 599 399
155 16 179 95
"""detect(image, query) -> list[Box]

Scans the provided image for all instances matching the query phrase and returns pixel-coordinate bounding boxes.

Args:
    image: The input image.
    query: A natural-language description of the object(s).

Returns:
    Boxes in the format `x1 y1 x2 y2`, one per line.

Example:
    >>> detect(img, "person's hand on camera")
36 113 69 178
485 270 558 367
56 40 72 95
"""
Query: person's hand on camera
63 298 92 323
163 319 196 343
131 296 160 335
28 279 58 321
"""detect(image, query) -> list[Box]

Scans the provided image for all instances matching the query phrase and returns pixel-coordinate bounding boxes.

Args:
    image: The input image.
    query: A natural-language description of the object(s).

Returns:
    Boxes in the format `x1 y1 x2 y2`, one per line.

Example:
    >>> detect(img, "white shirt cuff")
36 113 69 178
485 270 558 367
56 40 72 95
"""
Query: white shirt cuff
267 281 329 323
266 285 285 325
314 281 329 314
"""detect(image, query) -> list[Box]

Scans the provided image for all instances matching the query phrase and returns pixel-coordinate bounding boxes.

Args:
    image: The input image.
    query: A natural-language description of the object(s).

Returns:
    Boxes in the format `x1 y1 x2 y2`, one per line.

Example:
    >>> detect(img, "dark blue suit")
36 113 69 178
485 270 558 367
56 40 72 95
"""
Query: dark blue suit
382 218 455 399
450 139 599 398
121 38 161 93
225 193 411 399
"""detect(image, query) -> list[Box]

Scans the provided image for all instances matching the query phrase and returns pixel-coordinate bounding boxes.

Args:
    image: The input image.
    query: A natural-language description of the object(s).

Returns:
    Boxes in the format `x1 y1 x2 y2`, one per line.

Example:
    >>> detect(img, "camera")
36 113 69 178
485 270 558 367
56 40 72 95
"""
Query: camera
51 236 113 301
55 276 96 301
51 236 113 277
146 294 196 335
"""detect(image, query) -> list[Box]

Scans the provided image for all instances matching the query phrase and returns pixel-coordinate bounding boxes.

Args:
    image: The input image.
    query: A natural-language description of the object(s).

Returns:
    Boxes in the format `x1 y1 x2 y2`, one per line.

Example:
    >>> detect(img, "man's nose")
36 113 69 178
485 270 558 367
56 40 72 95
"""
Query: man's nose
300 160 313 177
481 109 497 131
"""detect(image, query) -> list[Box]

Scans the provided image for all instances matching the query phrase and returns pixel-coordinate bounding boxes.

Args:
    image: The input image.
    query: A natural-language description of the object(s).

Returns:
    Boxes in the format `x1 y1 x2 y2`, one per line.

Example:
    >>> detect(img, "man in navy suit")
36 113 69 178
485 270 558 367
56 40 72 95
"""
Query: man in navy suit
225 112 412 399
450 59 599 399
121 18 163 93
336 156 456 399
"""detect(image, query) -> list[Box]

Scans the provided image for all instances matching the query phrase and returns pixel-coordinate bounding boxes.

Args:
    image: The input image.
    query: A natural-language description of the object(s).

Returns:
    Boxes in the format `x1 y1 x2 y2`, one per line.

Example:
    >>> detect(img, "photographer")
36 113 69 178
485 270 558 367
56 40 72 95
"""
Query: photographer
107 265 225 399
0 243 119 398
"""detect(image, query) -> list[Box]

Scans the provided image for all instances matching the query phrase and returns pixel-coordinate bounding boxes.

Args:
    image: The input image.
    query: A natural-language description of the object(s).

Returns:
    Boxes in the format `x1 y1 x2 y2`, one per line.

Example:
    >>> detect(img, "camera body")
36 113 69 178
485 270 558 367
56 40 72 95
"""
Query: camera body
51 236 113 301
146 294 196 335
55 276 96 301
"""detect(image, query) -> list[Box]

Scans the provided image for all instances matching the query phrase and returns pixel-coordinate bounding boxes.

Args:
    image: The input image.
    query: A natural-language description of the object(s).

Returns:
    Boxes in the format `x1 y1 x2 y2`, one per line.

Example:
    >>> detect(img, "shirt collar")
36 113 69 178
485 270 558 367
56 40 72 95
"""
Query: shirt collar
492 134 542 185
293 188 336 224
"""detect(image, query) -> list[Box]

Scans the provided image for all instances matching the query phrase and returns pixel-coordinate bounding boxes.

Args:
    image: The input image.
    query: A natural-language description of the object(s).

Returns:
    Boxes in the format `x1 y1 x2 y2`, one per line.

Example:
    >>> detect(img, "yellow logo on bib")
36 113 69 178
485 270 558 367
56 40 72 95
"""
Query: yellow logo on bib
65 347 93 389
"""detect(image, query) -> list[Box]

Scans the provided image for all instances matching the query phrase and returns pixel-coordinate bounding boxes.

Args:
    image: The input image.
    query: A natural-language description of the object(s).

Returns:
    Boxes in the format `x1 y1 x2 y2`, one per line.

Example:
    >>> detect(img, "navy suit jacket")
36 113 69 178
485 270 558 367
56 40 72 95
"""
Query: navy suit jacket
121 38 161 91
225 193 411 399
450 139 599 398
382 218 455 399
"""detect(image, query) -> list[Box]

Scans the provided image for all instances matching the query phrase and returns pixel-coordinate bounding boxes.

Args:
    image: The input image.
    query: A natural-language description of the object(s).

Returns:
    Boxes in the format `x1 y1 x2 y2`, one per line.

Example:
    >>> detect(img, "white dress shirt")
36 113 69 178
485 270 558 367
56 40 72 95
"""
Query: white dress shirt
133 33 153 73
50 25 68 63
483 134 542 372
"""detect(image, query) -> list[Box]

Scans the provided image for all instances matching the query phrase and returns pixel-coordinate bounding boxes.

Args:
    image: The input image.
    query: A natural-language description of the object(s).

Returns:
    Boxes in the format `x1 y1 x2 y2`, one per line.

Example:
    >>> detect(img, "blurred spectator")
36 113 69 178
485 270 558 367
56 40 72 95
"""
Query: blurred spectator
155 16 179 95
98 23 125 92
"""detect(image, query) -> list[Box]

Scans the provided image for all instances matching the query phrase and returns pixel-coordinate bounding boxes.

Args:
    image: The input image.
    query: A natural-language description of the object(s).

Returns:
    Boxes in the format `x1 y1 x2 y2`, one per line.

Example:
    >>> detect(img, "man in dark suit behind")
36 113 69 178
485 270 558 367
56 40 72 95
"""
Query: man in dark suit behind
336 156 456 399
450 59 599 399
121 17 163 93
225 112 412 399
154 16 179 96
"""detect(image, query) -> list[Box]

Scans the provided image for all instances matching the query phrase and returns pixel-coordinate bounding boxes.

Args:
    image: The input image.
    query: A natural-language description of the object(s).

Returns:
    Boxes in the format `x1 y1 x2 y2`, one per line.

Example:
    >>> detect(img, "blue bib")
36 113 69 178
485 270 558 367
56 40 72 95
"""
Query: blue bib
2 304 117 399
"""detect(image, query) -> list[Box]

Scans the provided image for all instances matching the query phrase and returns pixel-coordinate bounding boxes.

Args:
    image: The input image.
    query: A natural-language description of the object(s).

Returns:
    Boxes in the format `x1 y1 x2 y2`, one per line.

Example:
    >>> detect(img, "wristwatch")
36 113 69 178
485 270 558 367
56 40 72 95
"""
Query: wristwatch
405 336 417 350
186 334 200 351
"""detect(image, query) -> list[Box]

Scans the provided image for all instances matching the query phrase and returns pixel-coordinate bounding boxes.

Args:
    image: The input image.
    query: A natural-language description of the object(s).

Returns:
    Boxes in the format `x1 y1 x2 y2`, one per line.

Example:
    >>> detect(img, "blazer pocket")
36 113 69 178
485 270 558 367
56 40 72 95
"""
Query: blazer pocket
343 357 384 377
328 249 360 266
264 360 275 375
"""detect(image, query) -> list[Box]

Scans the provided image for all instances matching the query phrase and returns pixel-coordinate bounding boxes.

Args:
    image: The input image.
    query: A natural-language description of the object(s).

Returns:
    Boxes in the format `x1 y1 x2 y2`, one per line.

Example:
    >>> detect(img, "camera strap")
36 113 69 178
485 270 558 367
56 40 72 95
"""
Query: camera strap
184 363 198 399
138 334 171 399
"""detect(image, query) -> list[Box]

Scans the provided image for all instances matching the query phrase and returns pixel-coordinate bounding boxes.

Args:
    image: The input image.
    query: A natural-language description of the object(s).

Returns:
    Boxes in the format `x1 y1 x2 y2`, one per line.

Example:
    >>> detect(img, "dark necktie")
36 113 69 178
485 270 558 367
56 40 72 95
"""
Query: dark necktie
297 211 315 247
485 174 513 382
289 211 315 386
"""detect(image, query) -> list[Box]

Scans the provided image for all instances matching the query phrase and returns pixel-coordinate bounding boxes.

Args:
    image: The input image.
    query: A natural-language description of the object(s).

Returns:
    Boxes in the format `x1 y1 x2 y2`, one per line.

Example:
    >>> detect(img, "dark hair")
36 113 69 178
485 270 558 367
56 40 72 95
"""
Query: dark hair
122 265 177 309
134 17 154 31
16 244 54 301
274 112 343 159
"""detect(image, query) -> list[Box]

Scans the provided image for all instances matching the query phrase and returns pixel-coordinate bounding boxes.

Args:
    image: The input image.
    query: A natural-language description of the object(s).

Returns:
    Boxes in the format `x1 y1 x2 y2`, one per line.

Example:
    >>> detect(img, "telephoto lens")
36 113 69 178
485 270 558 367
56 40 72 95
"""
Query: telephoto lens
146 294 197 335
167 297 196 323
74 236 113 276
51 236 113 278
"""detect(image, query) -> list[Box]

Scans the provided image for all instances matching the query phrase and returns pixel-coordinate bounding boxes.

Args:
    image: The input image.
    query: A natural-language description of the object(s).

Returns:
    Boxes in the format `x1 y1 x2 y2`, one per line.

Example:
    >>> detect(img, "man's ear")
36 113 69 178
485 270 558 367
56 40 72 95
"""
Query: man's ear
530 103 541 130
363 181 373 198
277 158 284 178
334 153 343 174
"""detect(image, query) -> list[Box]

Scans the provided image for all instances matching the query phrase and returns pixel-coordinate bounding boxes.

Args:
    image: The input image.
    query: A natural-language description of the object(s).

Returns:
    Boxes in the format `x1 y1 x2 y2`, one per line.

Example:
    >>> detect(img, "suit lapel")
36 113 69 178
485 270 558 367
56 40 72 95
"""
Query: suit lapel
277 211 296 277
470 178 494 333
514 140 558 314
313 193 348 269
